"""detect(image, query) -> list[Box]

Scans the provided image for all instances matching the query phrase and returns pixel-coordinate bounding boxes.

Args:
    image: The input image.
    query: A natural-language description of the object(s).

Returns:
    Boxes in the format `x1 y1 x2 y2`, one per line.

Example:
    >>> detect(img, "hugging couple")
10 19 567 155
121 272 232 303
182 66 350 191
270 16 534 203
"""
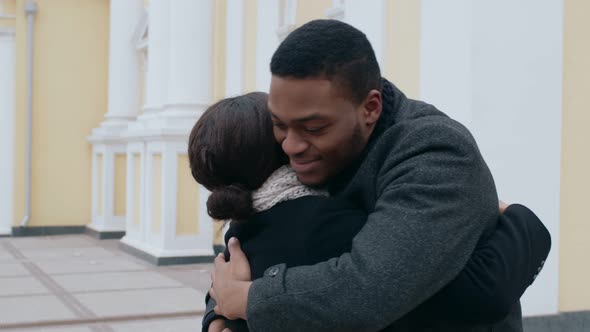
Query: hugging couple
189 20 551 332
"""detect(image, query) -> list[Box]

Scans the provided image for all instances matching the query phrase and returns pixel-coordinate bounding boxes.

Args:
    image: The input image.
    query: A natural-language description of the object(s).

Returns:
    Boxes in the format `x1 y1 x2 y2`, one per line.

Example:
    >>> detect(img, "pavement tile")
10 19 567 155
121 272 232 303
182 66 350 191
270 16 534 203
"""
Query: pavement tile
35 258 147 275
2 327 94 332
0 263 30 277
8 236 97 250
73 288 205 317
0 295 77 324
158 265 212 293
0 276 50 296
0 250 18 263
19 247 115 261
108 316 203 332
52 271 183 293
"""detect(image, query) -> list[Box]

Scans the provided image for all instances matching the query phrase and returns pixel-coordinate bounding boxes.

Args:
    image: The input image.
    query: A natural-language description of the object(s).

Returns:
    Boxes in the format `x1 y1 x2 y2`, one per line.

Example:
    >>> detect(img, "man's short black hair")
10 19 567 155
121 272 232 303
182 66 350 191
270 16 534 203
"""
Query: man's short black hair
270 19 382 105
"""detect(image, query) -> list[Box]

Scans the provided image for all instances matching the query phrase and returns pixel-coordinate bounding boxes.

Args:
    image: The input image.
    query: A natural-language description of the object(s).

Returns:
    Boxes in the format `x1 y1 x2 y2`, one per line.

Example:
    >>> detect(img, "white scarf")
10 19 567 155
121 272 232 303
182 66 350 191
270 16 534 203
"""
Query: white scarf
252 165 328 213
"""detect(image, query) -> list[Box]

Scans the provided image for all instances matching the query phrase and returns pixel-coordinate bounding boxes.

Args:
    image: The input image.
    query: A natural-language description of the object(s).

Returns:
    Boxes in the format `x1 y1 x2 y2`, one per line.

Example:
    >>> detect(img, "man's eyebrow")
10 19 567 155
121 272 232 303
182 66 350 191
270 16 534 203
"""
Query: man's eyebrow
270 112 327 123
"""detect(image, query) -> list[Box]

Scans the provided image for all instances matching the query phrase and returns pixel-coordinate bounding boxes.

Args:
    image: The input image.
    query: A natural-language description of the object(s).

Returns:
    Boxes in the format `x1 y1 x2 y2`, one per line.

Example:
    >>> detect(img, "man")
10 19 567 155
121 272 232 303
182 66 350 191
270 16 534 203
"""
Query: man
208 20 549 331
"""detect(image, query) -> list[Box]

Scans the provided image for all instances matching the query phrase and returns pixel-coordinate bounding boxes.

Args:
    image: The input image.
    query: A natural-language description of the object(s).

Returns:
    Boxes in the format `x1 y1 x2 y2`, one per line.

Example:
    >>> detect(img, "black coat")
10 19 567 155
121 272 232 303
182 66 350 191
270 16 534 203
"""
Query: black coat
204 196 550 332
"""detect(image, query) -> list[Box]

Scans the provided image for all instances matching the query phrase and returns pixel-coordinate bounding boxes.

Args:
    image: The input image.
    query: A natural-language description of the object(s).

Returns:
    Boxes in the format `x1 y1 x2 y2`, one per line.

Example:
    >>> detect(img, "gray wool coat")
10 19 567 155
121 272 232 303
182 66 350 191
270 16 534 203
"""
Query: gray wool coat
242 79 523 332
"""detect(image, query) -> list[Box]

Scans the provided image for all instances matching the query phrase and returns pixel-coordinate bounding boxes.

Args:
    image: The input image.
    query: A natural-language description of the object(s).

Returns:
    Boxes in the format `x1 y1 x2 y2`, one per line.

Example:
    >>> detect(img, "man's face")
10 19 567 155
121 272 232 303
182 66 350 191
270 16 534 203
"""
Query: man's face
268 76 376 186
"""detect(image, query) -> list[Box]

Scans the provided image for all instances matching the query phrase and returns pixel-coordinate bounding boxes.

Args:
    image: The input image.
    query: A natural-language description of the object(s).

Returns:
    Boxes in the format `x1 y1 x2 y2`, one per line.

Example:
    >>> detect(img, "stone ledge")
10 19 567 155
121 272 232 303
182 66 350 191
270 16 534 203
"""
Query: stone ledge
524 311 590 332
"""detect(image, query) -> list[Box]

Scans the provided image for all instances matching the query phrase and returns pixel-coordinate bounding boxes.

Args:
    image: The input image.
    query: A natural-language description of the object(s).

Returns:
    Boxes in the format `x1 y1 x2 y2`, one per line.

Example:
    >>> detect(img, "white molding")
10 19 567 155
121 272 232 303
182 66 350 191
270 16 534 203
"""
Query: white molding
123 142 145 244
0 29 15 235
325 0 345 20
277 0 297 42
122 138 214 259
0 27 16 35
324 7 344 20
133 8 149 50
276 24 296 42
89 143 128 233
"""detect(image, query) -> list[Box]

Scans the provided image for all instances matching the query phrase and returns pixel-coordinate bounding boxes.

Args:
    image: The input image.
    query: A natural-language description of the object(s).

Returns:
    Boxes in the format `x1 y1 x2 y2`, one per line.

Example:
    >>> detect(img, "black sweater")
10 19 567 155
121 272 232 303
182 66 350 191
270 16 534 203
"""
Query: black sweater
204 195 550 332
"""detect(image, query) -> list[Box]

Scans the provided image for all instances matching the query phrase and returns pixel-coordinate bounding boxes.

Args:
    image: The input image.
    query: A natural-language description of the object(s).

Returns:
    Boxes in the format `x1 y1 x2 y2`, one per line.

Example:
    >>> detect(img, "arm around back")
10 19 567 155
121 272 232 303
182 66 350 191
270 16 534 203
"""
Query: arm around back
246 120 500 331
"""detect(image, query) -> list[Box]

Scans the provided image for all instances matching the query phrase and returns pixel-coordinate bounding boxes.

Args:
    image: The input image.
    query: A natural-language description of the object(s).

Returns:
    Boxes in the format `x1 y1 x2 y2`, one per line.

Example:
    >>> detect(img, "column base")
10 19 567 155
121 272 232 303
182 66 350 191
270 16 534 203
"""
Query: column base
119 236 215 266
85 225 125 240
87 215 126 240
11 226 86 237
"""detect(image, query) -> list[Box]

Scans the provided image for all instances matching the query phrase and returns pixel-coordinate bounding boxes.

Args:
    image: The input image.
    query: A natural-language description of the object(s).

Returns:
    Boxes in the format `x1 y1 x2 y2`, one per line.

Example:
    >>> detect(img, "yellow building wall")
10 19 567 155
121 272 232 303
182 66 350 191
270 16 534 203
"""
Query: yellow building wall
212 0 226 101
385 0 421 99
559 0 590 312
96 154 103 216
0 0 16 13
176 155 199 236
151 154 162 233
0 0 16 27
114 154 126 217
295 0 331 27
13 0 109 227
133 154 141 225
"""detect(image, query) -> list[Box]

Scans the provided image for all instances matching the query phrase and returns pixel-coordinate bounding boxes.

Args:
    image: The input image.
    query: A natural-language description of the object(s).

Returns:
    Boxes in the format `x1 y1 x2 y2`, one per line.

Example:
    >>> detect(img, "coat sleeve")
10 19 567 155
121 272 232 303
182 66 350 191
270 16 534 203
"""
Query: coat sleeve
422 204 551 323
245 120 500 332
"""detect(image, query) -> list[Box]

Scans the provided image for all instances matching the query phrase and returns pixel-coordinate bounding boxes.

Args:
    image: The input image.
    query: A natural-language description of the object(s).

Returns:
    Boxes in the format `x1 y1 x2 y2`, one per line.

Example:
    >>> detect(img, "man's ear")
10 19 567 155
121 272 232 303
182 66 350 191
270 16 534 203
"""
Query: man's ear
362 90 382 126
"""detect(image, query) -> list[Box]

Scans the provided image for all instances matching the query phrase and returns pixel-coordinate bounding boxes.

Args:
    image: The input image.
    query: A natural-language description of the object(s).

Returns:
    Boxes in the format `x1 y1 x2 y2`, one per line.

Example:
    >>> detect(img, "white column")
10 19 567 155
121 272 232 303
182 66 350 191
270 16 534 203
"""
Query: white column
93 0 143 135
419 0 473 129
159 0 213 130
225 0 244 97
105 0 142 124
256 0 280 92
0 28 16 235
87 0 144 236
420 0 563 316
341 0 387 68
141 0 169 118
122 0 216 263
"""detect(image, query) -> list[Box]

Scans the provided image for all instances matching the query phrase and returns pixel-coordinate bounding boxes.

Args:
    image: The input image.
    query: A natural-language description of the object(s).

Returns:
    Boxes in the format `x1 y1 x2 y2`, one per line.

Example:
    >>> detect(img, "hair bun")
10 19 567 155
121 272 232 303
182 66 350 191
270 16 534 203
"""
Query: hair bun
207 184 253 221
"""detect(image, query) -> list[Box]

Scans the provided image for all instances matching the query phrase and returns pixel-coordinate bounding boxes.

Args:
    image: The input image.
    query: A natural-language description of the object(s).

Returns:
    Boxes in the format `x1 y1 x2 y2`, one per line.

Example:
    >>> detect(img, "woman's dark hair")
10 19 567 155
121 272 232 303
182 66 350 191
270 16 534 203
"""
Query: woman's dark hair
188 92 286 221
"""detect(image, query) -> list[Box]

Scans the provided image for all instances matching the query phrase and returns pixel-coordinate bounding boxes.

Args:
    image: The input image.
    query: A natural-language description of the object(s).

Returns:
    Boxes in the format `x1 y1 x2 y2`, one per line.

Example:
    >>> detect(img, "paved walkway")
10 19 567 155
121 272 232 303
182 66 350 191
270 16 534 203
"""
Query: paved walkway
0 235 211 331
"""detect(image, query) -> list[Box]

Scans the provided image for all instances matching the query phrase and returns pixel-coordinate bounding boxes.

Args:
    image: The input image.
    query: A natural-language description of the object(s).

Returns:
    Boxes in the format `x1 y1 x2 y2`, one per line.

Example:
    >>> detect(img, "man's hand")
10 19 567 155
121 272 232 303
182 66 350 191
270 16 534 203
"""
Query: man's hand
210 237 253 320
499 200 509 214
208 319 230 332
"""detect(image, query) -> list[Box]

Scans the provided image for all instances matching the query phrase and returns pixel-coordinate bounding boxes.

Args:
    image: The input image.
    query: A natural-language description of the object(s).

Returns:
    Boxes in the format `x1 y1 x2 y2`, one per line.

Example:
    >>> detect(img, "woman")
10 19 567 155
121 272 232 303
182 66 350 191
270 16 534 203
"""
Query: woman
188 92 549 332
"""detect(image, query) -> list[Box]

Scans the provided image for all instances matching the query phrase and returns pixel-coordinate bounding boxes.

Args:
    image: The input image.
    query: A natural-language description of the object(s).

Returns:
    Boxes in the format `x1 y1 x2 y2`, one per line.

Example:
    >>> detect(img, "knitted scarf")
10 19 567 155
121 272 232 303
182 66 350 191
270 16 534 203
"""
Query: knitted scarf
252 165 328 213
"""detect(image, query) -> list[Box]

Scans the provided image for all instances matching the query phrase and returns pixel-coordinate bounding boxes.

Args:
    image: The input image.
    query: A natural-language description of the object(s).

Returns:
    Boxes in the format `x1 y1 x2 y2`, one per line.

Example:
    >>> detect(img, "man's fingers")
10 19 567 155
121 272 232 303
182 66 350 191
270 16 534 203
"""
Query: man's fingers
214 252 225 267
209 287 217 301
227 237 251 280
227 237 244 259
499 200 509 214
214 304 221 315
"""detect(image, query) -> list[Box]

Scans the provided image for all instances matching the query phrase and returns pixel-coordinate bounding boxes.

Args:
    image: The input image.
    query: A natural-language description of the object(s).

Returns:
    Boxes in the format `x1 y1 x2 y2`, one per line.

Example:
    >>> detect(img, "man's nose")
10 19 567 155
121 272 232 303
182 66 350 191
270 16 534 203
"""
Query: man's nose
281 130 309 156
